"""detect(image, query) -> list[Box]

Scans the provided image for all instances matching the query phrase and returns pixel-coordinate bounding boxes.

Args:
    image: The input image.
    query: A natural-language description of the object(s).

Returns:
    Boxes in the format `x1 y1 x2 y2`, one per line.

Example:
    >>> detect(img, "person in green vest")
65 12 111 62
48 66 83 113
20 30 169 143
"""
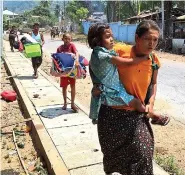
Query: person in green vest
31 23 45 78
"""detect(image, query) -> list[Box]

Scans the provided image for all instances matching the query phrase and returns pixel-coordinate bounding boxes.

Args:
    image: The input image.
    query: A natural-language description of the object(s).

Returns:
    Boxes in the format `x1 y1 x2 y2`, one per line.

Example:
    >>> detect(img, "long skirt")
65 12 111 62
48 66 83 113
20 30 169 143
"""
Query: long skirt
98 105 154 175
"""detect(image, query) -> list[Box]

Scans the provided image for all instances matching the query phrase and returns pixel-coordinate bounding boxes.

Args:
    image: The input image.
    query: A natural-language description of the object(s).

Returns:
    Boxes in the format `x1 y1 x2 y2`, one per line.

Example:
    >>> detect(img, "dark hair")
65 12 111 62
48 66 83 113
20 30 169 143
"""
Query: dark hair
63 33 71 38
136 20 160 37
87 23 110 49
33 23 39 27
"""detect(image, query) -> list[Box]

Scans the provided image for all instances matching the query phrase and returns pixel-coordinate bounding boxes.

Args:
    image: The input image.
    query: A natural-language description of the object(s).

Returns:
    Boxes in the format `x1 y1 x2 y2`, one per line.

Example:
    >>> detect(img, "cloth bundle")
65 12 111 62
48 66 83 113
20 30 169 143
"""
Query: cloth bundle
50 53 89 79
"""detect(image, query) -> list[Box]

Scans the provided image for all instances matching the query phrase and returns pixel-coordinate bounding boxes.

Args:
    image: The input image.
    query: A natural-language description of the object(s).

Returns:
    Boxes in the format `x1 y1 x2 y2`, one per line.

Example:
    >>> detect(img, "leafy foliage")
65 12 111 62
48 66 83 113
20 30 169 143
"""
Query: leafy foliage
6 0 58 29
66 1 89 22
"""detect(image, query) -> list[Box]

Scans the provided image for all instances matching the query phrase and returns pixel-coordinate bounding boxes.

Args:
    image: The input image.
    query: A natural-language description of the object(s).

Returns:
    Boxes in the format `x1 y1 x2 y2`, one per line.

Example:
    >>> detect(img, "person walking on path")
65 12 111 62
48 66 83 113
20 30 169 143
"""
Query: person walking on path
88 20 169 175
56 33 80 112
9 26 18 52
31 23 45 78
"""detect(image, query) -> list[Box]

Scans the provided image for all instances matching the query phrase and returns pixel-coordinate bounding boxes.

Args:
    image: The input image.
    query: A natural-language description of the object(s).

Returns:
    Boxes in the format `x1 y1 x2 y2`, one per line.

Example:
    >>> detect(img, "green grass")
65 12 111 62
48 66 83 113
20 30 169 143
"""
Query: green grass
154 154 185 175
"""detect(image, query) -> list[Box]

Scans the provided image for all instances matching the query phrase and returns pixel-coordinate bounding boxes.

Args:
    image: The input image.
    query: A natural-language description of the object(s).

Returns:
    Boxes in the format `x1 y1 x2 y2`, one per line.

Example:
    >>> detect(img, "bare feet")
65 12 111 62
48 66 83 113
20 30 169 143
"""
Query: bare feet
62 104 67 110
71 103 78 113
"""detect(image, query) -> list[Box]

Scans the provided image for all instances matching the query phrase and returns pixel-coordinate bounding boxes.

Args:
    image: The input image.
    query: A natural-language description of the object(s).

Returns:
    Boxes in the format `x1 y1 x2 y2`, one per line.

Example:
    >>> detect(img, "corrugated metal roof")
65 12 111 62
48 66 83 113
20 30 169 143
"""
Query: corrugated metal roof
126 11 160 20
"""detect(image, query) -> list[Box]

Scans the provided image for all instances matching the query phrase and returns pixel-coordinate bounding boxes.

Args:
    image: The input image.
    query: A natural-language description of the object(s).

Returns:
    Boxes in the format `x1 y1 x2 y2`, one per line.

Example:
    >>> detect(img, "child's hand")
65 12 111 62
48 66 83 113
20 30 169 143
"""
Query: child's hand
70 53 75 58
92 86 102 97
75 60 80 67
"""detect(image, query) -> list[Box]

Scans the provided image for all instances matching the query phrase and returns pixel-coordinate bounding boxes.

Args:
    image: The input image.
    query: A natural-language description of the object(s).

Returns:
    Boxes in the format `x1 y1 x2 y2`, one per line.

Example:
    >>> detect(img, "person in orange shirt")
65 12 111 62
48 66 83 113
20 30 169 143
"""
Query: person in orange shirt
95 20 169 175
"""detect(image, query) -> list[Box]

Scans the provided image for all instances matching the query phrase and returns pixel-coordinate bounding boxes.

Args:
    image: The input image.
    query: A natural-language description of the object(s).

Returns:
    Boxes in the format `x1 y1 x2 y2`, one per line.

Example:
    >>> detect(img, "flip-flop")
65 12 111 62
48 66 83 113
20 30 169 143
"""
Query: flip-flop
62 105 67 110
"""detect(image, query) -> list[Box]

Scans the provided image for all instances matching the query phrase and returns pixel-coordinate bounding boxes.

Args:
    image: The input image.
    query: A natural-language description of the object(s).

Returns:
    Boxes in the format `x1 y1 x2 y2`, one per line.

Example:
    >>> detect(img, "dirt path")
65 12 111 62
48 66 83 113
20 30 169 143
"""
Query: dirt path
1 64 48 175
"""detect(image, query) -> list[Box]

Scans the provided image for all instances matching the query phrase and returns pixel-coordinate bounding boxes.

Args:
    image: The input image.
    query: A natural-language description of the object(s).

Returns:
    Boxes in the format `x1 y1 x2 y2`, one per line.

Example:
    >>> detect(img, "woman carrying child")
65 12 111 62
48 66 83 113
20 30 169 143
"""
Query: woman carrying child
88 20 169 175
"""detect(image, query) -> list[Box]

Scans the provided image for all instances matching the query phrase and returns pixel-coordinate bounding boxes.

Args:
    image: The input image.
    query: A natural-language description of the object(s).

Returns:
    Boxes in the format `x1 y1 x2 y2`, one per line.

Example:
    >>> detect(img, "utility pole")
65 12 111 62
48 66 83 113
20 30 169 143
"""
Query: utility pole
161 0 164 39
1 0 3 58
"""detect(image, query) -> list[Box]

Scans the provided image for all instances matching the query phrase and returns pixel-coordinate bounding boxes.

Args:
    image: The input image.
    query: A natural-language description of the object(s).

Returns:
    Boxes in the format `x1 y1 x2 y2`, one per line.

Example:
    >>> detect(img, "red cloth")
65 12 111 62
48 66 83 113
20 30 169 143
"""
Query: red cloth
60 77 75 87
57 43 77 87
18 41 24 52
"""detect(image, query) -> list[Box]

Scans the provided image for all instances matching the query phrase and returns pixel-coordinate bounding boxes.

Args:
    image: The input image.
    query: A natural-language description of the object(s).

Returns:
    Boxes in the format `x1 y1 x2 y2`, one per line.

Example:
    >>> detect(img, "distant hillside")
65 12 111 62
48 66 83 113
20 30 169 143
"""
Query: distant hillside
3 1 38 14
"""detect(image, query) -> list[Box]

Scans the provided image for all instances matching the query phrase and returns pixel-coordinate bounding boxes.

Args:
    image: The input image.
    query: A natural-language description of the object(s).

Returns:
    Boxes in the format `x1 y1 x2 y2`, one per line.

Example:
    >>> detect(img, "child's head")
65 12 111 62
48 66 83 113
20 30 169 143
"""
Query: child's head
62 33 72 46
33 23 39 32
88 23 114 50
135 20 160 55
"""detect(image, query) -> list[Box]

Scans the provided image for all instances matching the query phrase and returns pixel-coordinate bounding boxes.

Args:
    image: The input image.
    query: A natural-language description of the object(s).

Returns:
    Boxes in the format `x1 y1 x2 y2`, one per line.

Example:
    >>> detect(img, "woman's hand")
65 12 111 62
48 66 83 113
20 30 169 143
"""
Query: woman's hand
145 102 154 117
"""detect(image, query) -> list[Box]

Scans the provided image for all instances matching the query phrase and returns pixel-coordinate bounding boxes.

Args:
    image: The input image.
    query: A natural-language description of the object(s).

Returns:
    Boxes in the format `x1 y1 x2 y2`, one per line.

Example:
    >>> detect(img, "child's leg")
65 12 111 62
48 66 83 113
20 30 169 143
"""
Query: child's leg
31 58 37 78
70 79 78 112
62 86 67 110
60 77 68 110
31 56 42 78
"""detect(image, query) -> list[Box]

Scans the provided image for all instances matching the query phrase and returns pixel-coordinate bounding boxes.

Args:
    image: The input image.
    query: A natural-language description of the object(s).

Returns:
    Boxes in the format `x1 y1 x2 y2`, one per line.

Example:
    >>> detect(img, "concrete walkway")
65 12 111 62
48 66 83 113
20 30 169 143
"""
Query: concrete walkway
3 41 169 175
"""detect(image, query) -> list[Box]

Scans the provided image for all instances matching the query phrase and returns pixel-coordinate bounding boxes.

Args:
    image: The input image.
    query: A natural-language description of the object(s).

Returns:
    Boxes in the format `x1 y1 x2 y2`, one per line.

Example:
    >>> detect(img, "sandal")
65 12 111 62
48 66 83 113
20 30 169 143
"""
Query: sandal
92 119 98 125
62 104 67 110
151 115 170 126
71 104 79 113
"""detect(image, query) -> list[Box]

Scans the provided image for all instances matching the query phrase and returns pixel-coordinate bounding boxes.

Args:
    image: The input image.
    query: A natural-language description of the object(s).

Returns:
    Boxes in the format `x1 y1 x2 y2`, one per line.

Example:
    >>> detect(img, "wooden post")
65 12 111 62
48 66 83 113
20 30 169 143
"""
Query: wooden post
161 0 164 39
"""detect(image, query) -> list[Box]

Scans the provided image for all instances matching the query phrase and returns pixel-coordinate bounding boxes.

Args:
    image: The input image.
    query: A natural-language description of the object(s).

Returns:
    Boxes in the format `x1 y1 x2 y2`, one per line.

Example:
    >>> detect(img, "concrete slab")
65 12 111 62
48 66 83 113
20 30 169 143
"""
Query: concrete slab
31 97 64 107
8 58 27 62
5 52 21 57
69 163 104 175
38 108 90 128
9 62 30 66
14 67 33 72
48 124 102 169
36 105 72 117
19 78 52 88
24 86 61 99
48 123 99 146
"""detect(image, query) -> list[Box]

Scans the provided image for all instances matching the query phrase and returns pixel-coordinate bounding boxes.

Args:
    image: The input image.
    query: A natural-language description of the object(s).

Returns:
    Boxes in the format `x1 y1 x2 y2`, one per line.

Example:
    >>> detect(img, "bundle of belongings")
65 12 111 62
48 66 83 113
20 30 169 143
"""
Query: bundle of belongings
50 53 89 79
19 34 42 58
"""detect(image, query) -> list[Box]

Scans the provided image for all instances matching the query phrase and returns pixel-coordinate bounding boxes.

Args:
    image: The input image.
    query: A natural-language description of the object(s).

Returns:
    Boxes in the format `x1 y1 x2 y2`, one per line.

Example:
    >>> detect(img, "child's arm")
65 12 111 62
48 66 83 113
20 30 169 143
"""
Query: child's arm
40 33 45 46
111 55 148 65
74 51 80 66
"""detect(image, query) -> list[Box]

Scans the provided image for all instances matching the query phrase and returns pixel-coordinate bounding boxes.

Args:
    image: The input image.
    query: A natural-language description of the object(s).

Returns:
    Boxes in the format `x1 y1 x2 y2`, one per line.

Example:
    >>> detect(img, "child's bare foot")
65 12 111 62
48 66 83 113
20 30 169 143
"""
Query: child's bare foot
71 103 78 112
151 115 170 126
62 104 67 110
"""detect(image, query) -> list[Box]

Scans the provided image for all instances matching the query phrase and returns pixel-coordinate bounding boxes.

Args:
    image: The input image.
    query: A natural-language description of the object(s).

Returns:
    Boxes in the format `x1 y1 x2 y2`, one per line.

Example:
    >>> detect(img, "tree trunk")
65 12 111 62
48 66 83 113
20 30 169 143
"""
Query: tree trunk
164 1 172 38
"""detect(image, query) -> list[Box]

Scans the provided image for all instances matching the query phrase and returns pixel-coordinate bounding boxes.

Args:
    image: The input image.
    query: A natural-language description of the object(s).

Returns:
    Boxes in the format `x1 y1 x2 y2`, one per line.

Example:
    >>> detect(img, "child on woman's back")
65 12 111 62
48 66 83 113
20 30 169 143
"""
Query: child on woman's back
56 33 79 112
88 23 170 126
